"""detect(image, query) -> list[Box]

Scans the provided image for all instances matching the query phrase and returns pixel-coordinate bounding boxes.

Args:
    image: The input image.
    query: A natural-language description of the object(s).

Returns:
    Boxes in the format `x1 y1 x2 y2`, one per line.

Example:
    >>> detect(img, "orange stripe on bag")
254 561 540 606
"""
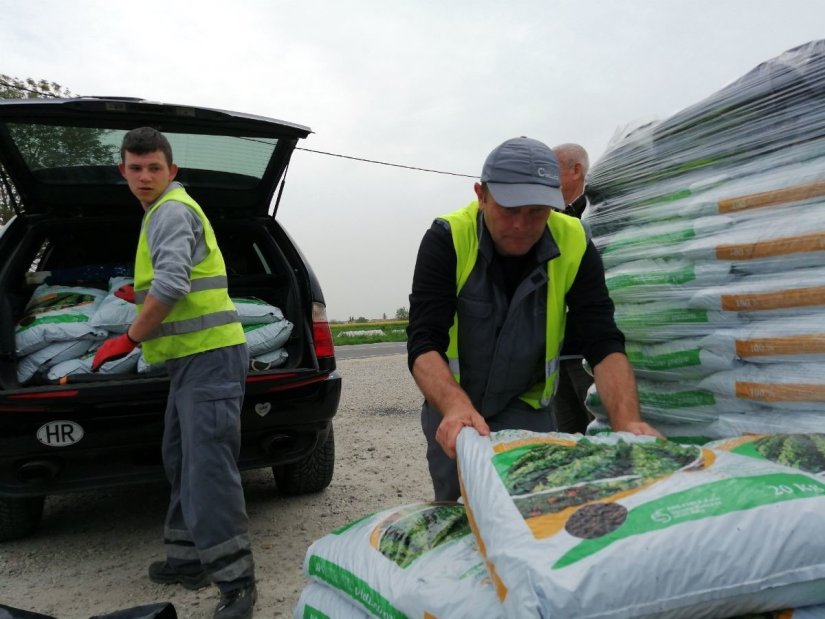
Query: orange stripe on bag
720 287 825 311
735 381 825 402
459 463 508 603
718 179 825 213
736 335 825 357
716 232 825 260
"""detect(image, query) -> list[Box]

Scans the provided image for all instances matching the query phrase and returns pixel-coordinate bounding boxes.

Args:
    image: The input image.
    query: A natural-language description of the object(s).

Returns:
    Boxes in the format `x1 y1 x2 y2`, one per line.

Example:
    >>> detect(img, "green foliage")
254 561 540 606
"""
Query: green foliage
0 75 72 100
0 74 116 225
0 74 73 224
330 320 408 346
395 306 409 320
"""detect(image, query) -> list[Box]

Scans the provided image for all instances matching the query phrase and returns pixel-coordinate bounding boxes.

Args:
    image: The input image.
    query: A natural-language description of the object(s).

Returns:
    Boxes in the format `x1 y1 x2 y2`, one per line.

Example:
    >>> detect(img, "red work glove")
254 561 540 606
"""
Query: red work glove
114 283 135 303
91 332 138 372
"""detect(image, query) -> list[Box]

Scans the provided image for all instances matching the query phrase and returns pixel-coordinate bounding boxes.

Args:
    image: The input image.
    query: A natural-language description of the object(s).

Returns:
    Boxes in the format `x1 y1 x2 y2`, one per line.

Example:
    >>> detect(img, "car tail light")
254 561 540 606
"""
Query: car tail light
312 302 335 358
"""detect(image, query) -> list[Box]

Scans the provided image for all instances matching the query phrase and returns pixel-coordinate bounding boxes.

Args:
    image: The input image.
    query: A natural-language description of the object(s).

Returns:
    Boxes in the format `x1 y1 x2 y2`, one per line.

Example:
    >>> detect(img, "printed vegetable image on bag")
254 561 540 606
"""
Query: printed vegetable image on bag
708 434 825 477
15 284 107 356
495 435 703 539
300 502 503 618
457 429 825 619
373 501 470 568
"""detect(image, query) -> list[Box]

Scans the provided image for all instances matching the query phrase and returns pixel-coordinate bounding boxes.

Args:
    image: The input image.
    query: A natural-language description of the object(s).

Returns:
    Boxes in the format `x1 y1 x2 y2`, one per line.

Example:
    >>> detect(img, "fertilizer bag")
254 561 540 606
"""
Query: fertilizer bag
302 502 503 618
457 428 825 619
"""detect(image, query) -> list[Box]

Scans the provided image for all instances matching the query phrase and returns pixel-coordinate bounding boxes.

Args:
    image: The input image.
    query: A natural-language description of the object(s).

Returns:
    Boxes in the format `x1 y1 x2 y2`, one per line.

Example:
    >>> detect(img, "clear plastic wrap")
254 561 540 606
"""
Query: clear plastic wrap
588 39 825 205
585 39 825 435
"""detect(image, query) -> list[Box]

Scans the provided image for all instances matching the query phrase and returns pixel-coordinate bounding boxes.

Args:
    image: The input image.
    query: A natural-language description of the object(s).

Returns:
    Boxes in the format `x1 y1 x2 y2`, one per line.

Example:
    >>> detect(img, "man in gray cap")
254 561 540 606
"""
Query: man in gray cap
406 136 659 501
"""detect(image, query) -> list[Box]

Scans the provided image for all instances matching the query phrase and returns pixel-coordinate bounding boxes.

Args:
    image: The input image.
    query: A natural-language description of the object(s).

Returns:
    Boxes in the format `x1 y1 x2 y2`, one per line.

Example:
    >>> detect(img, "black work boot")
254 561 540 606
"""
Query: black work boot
214 583 257 619
148 560 210 590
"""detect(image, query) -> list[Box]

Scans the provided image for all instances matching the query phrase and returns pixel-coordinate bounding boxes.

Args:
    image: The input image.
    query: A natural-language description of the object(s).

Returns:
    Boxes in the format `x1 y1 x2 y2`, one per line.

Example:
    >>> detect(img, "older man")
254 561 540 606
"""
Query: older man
552 142 596 434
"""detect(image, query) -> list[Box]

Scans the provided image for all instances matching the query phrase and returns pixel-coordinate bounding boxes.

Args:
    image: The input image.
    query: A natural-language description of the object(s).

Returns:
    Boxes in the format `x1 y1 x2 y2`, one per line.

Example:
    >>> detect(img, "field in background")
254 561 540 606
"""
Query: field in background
330 320 408 345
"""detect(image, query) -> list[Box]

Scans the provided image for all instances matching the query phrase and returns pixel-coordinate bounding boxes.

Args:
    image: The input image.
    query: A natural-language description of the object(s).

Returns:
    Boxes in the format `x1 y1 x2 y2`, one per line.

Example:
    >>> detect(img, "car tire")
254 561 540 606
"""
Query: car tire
0 495 45 542
273 425 335 495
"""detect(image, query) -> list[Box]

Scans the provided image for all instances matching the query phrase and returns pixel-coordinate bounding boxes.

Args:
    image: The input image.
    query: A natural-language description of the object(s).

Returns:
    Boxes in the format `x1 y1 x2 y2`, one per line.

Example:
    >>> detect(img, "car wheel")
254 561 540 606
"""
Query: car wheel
273 425 335 495
0 495 45 542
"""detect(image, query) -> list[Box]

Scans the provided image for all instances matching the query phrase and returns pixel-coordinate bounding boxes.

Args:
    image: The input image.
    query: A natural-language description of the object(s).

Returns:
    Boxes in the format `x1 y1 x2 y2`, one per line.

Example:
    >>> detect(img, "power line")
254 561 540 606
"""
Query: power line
297 146 476 178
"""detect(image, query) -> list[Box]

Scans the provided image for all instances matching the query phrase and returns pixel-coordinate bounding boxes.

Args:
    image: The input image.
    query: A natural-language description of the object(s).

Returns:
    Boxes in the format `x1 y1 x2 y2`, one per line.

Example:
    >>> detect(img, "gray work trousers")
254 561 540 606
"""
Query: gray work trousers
422 398 556 501
161 343 254 593
553 358 595 435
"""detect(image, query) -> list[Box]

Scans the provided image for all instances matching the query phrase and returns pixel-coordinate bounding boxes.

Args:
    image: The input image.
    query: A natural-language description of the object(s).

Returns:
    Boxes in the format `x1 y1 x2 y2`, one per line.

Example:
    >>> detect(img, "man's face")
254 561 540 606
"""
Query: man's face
558 162 584 204
119 150 178 208
474 183 551 256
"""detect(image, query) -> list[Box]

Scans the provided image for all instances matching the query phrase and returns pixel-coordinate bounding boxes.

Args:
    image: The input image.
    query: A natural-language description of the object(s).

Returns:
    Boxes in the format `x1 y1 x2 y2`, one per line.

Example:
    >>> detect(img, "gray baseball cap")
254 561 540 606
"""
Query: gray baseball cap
480 137 564 208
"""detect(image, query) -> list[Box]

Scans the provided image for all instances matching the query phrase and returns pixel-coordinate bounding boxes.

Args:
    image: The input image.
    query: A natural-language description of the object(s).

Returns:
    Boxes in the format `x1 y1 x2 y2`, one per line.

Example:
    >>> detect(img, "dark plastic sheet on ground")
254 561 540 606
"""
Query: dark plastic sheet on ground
0 603 176 619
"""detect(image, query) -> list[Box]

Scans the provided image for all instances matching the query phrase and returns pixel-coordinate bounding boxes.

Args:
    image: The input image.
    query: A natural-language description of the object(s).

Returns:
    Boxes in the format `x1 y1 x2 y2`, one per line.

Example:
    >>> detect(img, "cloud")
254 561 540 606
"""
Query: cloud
2 0 824 319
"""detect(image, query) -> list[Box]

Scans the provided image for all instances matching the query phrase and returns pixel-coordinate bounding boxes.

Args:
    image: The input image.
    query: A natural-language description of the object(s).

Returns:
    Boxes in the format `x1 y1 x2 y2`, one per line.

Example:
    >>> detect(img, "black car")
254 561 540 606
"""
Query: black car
0 97 341 541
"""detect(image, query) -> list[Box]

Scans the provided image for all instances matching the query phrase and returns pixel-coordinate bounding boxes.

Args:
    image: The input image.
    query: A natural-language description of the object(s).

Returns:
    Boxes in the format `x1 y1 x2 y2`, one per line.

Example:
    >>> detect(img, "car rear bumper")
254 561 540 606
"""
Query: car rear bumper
0 371 341 498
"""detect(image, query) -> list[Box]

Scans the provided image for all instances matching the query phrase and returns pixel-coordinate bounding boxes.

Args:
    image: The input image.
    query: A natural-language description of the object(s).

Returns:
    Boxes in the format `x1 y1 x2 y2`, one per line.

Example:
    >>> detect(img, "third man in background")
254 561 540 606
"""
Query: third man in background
552 143 596 434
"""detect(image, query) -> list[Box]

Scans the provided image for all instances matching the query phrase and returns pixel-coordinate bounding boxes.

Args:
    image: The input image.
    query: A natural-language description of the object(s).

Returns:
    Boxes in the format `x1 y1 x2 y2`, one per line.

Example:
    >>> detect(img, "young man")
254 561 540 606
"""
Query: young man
552 143 596 434
406 136 659 501
92 127 256 619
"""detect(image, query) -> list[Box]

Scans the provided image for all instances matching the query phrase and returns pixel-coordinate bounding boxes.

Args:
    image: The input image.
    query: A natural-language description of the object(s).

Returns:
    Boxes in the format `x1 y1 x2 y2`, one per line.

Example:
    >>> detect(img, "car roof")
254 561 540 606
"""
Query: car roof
0 97 313 218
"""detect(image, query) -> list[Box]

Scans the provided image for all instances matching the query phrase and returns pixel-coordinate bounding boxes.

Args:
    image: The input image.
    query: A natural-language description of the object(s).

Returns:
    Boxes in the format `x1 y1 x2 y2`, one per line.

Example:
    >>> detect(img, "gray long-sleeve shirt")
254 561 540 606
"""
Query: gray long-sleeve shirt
143 182 209 307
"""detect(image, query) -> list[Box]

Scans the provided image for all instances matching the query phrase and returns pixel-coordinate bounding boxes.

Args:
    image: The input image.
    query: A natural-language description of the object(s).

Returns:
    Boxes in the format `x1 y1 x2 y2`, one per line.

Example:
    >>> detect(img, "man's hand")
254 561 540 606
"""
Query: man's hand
612 420 664 439
592 352 664 438
91 332 138 372
436 408 490 459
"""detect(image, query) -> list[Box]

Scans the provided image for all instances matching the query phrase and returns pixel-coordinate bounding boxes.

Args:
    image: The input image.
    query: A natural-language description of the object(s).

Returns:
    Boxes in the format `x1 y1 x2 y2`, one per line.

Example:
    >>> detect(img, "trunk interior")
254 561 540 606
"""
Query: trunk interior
0 213 313 392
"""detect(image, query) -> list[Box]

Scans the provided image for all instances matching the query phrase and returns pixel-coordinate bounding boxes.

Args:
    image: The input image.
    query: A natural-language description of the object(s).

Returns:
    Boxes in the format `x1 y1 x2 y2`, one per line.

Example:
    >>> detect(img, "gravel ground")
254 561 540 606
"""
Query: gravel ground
0 353 430 619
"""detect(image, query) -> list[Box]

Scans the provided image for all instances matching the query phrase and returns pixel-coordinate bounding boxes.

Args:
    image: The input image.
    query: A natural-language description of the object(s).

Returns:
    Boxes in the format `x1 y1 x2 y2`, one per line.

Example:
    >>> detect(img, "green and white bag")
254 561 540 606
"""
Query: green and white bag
232 297 284 325
302 502 503 618
15 284 107 356
457 429 825 618
293 582 370 619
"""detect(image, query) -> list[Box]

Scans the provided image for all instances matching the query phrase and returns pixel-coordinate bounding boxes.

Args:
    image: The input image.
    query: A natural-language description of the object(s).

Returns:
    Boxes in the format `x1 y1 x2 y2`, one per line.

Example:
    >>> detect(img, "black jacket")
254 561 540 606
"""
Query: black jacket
407 216 623 374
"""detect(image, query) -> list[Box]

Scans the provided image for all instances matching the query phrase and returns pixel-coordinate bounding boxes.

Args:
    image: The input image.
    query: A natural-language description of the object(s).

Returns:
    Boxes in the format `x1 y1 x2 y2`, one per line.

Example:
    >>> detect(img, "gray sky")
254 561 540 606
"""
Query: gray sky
3 0 824 320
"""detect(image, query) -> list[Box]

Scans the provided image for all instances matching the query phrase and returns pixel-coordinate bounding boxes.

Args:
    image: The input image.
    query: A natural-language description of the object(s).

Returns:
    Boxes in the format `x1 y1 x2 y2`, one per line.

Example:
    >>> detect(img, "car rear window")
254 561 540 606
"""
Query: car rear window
5 123 278 184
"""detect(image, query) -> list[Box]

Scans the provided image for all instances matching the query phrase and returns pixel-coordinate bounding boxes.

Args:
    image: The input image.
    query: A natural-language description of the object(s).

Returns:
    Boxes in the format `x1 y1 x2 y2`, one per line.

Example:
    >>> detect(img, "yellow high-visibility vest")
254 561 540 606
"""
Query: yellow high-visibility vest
440 200 586 408
134 186 245 364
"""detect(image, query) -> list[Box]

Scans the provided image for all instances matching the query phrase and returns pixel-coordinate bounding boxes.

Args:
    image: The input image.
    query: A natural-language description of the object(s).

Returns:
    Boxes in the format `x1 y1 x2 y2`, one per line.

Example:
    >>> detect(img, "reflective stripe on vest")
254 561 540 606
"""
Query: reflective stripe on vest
133 275 229 304
134 186 245 364
439 200 586 409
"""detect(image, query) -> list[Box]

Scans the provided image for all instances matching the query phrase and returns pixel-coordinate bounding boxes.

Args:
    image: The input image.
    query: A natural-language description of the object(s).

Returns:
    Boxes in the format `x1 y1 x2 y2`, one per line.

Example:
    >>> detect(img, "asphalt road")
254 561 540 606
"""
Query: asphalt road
2 351 430 619
334 341 406 360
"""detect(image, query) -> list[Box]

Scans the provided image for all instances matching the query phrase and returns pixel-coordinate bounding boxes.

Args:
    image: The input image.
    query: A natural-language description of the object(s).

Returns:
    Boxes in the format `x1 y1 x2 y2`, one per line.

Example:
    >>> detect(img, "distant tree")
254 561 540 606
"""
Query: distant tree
0 74 116 225
395 306 409 320
356 316 368 323
382 313 387 320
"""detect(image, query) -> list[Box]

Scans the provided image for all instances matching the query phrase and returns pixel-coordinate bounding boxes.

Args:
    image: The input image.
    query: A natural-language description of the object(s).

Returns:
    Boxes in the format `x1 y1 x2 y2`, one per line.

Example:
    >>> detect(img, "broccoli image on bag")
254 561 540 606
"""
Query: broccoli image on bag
709 434 825 477
377 503 470 568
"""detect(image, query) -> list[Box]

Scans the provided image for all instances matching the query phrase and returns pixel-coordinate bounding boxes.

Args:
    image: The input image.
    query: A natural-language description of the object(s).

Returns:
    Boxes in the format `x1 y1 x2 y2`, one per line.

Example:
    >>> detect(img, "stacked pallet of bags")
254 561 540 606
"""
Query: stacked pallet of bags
15 276 292 383
584 39 825 439
296 428 825 618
